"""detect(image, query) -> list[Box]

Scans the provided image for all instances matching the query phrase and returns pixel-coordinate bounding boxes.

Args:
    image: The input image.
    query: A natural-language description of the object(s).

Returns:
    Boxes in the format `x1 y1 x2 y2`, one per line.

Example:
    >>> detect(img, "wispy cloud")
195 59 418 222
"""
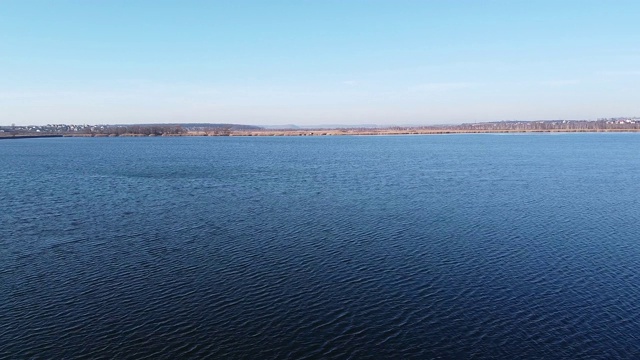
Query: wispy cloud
597 70 640 77
538 79 580 86
408 82 479 92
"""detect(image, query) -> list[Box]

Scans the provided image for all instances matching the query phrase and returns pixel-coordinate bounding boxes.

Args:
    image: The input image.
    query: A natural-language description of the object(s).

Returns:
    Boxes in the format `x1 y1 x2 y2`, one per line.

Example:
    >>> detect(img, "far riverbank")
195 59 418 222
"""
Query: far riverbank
3 128 640 139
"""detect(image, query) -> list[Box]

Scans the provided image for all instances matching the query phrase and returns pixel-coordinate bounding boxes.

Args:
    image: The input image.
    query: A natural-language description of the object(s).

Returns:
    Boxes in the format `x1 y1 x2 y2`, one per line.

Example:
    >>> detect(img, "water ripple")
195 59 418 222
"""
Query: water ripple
3 135 640 358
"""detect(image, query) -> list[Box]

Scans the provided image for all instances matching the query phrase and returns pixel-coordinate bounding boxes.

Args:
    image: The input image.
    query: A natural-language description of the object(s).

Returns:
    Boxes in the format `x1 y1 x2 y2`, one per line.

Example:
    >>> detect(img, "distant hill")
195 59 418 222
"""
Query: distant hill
261 124 301 130
127 123 264 131
263 124 383 129
300 124 382 129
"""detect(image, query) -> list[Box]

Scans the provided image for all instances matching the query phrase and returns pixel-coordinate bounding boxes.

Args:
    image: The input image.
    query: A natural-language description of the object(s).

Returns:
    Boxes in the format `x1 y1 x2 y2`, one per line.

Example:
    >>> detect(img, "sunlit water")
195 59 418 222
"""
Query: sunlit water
2 134 640 359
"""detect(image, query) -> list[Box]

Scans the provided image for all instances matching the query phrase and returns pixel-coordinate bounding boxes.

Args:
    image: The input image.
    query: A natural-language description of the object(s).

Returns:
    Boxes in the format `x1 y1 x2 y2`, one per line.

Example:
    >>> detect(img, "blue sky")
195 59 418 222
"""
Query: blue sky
1 0 639 126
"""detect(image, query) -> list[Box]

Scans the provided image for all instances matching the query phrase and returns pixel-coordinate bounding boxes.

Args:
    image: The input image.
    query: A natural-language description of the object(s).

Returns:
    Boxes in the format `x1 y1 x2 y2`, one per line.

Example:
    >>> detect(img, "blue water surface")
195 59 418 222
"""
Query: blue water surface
2 134 640 359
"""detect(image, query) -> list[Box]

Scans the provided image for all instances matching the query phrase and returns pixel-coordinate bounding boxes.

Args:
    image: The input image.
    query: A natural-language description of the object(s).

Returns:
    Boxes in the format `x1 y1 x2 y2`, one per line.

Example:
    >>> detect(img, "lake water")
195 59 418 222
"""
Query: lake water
2 134 640 359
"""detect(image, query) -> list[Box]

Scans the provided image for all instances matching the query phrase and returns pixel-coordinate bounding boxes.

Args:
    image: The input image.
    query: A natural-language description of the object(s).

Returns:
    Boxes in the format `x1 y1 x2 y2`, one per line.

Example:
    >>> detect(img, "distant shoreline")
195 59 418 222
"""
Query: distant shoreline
2 129 640 139
62 128 640 137
206 128 640 137
0 134 64 140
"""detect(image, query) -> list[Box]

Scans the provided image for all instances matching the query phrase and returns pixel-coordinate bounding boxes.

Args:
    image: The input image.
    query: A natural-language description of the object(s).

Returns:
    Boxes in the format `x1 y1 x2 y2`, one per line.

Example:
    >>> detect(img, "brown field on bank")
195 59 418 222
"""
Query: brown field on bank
196 128 640 137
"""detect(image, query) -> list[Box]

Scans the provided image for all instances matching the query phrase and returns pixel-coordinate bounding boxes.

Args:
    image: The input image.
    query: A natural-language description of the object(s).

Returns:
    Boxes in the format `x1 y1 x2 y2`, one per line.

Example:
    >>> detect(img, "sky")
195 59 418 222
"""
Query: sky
1 0 639 126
